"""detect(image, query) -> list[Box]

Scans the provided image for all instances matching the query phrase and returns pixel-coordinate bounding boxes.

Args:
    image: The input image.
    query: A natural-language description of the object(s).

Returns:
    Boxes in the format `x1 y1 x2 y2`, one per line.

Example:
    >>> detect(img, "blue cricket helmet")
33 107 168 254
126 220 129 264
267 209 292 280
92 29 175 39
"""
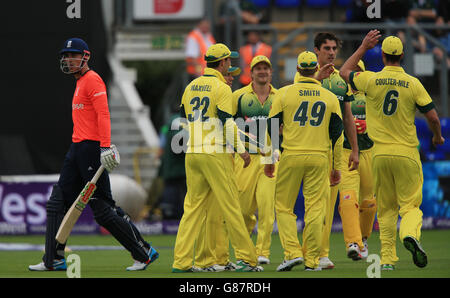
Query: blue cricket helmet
60 38 90 55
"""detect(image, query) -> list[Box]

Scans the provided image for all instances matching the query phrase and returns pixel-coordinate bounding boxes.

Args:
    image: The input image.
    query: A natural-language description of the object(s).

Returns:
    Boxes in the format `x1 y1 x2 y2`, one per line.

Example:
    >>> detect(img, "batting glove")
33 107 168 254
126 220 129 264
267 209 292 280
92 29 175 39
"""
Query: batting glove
100 144 120 172
355 119 367 134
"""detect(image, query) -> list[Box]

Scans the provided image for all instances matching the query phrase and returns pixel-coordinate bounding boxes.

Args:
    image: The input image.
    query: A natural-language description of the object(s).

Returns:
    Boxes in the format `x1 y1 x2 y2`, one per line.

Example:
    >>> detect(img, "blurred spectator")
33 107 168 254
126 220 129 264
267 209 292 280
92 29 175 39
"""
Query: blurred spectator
185 18 216 81
437 0 450 23
239 31 272 86
216 0 264 47
382 0 411 24
431 0 450 67
219 0 263 25
155 110 187 220
239 0 263 24
406 0 438 53
408 0 438 24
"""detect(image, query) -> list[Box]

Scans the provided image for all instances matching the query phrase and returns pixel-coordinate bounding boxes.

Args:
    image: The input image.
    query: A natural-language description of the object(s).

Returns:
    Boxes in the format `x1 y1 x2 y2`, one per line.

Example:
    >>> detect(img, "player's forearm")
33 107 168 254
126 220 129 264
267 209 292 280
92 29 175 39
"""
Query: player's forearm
94 96 112 147
332 133 344 171
98 116 111 147
224 119 246 153
424 109 443 139
218 108 246 153
343 111 359 153
340 46 366 83
267 114 283 155
329 112 344 170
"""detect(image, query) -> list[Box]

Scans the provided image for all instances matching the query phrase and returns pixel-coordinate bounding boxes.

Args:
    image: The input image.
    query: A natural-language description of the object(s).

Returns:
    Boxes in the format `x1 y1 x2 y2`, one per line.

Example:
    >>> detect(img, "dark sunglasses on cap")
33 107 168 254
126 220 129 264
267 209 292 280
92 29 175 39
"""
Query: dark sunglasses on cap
299 61 318 69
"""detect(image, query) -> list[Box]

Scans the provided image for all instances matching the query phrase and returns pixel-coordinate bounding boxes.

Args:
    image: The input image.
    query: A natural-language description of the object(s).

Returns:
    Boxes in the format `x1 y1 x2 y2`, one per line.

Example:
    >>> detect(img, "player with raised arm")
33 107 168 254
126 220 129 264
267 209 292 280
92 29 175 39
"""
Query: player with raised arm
295 32 359 269
172 43 262 273
340 30 445 270
265 51 344 271
29 38 158 272
338 60 377 261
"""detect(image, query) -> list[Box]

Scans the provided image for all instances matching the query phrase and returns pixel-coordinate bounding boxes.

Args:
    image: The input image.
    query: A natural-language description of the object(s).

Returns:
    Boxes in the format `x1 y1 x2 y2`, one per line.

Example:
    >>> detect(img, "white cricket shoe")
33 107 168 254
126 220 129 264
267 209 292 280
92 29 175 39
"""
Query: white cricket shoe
360 238 369 259
126 246 159 271
305 266 322 271
235 260 264 272
191 266 204 272
193 264 226 272
258 256 270 265
381 264 395 271
276 257 303 272
28 259 67 271
224 262 237 271
318 257 335 269
347 243 362 261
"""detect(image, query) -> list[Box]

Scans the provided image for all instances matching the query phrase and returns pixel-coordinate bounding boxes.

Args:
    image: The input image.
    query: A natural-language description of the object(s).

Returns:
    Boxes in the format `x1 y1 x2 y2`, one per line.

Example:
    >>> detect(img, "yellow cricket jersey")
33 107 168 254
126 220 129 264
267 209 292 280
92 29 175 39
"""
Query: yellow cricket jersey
232 83 278 154
181 67 245 154
296 68 355 150
349 66 434 157
269 76 344 170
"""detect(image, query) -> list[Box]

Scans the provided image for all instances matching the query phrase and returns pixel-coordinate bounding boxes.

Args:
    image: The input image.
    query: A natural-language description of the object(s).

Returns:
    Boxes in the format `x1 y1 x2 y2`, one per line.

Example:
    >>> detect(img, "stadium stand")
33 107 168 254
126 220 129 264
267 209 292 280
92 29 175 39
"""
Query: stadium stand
417 117 450 161
306 0 331 7
275 0 302 8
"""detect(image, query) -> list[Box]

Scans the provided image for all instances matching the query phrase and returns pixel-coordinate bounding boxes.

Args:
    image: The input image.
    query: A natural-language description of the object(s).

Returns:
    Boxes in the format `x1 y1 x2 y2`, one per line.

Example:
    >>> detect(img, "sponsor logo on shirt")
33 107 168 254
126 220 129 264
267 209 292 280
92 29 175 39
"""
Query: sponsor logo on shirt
72 103 84 110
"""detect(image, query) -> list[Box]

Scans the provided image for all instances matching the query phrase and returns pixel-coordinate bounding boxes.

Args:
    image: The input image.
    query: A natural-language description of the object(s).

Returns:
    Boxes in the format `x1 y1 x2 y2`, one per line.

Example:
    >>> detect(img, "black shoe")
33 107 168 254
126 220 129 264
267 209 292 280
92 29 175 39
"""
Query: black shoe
403 236 427 268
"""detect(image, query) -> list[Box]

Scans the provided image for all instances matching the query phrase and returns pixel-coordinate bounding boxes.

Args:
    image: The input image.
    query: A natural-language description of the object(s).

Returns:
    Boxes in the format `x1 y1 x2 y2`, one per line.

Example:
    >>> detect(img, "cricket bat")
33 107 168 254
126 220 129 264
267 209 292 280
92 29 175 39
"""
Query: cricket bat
55 165 105 244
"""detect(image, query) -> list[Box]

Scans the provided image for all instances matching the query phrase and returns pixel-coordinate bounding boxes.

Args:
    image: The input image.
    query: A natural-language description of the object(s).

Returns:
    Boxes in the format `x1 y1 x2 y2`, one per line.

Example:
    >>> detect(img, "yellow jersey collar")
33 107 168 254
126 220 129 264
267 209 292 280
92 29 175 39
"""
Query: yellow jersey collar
296 76 321 85
203 67 226 83
245 82 276 94
382 65 405 72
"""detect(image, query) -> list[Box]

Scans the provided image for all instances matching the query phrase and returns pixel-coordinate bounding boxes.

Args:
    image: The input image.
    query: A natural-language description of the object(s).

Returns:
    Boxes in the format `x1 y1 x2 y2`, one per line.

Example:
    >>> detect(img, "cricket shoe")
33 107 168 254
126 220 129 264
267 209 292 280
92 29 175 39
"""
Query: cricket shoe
318 257 334 269
235 260 264 272
403 236 428 268
347 243 362 261
172 267 194 273
276 257 303 272
191 266 204 272
381 264 395 271
360 238 369 259
305 266 322 272
28 259 67 271
258 256 270 265
224 262 238 271
126 246 159 271
193 264 226 272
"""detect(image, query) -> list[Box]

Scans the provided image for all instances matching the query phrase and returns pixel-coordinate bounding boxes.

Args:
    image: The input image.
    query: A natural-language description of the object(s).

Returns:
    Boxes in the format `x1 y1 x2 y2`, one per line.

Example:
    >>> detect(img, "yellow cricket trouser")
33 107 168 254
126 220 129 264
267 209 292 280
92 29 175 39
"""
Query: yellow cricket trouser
339 148 377 250
373 153 423 266
172 153 257 270
194 192 225 268
320 151 339 259
275 153 329 268
235 153 277 258
195 191 230 267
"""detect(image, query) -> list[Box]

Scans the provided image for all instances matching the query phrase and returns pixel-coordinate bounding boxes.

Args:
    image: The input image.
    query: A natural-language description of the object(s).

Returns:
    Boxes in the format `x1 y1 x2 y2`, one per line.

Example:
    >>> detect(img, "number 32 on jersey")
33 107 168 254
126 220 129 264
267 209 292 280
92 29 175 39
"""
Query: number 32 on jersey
188 96 210 122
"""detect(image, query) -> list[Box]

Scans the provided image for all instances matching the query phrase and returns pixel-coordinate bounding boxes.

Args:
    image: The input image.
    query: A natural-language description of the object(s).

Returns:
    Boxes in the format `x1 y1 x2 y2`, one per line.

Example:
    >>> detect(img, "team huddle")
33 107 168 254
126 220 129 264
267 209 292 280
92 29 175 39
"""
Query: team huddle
28 30 444 273
172 29 445 272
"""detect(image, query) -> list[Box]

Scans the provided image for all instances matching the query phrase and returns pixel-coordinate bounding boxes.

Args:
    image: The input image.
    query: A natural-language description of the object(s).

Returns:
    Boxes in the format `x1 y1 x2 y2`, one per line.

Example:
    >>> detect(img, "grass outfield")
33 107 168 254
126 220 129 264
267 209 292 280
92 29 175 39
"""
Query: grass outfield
1 230 450 278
